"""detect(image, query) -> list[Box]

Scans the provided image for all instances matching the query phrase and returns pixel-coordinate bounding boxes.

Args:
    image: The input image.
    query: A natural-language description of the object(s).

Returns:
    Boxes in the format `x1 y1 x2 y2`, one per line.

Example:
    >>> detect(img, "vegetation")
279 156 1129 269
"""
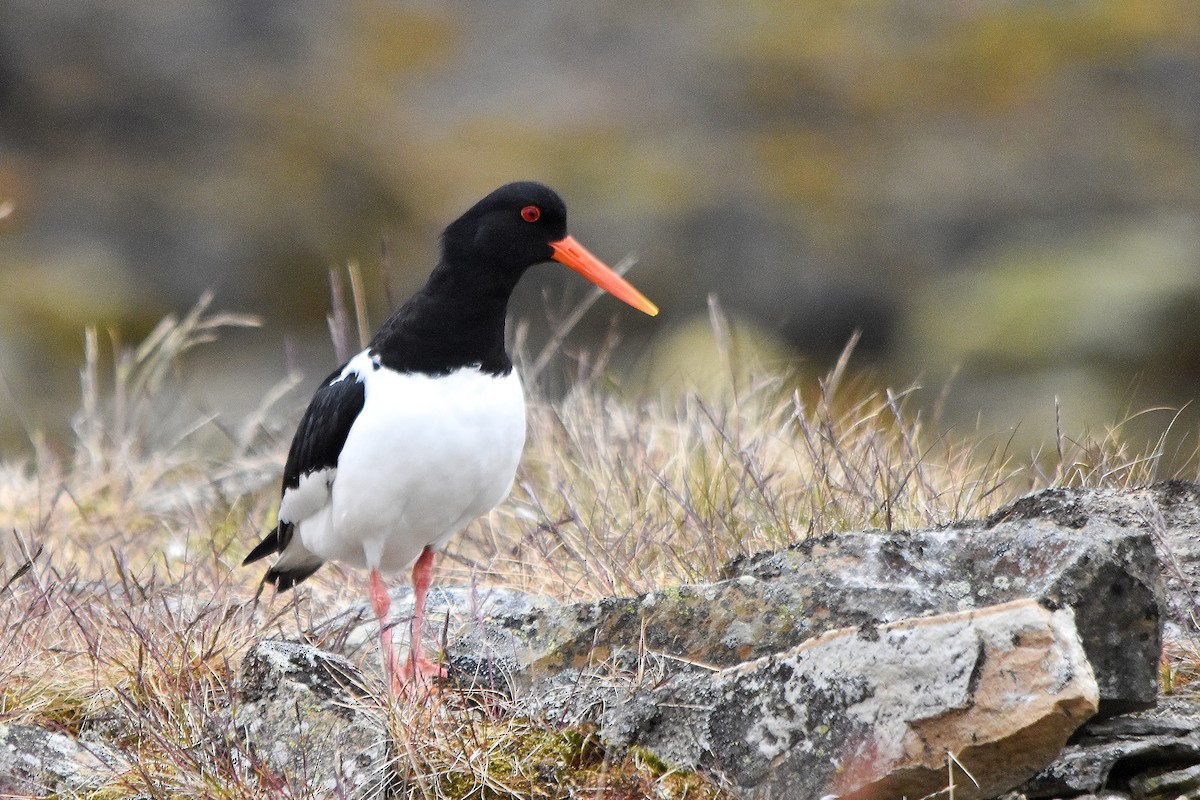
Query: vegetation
0 288 1193 798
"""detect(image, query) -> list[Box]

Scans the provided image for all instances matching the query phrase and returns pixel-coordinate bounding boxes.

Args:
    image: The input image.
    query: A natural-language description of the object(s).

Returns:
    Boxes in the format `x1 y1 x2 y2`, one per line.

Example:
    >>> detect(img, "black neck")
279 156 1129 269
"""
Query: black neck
368 260 519 376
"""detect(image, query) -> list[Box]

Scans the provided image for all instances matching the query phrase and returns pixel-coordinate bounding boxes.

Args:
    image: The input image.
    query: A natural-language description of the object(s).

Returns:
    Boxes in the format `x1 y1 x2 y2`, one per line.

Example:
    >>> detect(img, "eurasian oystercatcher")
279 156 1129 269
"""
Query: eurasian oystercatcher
243 182 657 689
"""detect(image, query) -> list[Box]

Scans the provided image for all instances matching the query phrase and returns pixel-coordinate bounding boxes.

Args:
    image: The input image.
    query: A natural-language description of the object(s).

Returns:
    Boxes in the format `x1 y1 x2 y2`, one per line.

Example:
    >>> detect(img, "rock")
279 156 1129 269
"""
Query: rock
0 721 126 796
600 599 1097 800
725 523 1161 716
1018 689 1200 799
293 485 1181 797
1081 714 1198 740
452 510 1161 715
235 640 390 800
988 480 1200 632
309 584 554 666
1018 735 1200 798
1128 761 1200 799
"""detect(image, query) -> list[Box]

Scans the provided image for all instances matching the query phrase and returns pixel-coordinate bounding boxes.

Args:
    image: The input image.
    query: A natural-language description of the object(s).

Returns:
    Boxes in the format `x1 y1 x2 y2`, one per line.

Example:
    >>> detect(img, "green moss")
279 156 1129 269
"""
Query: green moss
627 744 671 776
426 721 728 800
1 685 90 736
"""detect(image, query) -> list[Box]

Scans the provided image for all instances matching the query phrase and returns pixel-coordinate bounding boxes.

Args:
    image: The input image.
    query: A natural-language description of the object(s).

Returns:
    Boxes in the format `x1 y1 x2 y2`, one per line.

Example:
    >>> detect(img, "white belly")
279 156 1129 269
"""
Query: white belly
297 366 526 573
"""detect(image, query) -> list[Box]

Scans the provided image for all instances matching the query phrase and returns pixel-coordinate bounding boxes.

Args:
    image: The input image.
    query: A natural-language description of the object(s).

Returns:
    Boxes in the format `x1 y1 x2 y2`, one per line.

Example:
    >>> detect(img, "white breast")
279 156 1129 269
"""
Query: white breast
295 364 526 573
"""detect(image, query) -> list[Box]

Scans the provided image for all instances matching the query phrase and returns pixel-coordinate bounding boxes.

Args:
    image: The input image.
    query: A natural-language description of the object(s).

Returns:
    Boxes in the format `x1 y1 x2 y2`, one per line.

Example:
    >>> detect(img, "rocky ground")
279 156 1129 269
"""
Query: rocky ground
6 482 1200 798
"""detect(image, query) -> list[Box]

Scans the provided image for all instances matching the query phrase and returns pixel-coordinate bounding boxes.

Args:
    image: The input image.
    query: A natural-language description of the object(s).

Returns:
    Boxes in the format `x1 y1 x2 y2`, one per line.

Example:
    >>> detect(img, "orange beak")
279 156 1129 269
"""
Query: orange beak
550 235 659 317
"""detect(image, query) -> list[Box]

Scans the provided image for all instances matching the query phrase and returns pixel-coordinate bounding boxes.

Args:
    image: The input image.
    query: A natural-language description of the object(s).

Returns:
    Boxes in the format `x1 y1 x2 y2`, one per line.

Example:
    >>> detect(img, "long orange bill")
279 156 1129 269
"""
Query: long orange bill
550 235 659 317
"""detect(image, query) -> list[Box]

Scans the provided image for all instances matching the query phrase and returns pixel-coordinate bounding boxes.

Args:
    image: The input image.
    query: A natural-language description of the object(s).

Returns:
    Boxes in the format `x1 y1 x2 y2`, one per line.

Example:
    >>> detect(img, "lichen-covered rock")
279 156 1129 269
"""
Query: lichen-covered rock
0 721 126 796
724 519 1162 715
448 511 1161 715
1128 761 1200 799
310 584 554 668
235 640 390 799
601 599 1097 800
988 480 1200 642
291 485 1182 798
1017 697 1200 798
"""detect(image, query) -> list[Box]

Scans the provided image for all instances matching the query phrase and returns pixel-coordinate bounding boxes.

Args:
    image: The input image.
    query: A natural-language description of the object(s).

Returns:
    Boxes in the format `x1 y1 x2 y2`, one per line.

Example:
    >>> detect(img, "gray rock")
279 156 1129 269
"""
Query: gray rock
235 640 391 800
600 599 1097 800
448 507 1162 715
1017 688 1200 799
1080 714 1199 740
1018 733 1200 798
988 480 1200 630
309 584 554 668
1128 761 1200 799
293 485 1183 798
0 721 126 796
723 521 1163 715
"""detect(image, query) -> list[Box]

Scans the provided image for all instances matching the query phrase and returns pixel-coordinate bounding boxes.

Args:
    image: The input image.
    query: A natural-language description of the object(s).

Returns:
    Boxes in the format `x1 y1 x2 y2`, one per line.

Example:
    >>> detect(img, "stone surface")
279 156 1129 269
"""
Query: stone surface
283 484 1186 798
235 640 391 800
446 510 1162 716
309 584 554 667
988 480 1200 630
1019 735 1200 798
1017 686 1200 799
0 721 126 796
1128 761 1200 799
725 523 1162 716
600 599 1097 800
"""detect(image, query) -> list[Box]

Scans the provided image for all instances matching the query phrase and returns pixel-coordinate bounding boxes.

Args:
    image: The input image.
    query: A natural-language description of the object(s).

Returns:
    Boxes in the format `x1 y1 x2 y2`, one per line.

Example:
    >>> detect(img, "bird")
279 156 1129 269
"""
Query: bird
243 181 658 691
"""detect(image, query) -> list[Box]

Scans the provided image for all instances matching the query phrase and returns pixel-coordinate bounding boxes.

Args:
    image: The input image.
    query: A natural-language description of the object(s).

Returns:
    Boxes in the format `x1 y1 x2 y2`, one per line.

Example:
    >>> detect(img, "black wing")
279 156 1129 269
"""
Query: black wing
242 362 368 583
280 364 369 496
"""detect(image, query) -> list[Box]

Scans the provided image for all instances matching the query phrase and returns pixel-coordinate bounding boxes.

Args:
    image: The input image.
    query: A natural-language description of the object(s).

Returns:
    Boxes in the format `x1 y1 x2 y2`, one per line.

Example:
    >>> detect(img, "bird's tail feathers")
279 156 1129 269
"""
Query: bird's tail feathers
260 562 324 595
243 524 284 566
243 523 325 595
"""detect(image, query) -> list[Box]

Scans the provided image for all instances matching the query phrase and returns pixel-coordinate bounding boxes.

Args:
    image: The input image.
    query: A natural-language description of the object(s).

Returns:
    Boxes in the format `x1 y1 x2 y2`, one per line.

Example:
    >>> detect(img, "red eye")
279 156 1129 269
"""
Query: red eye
521 205 541 223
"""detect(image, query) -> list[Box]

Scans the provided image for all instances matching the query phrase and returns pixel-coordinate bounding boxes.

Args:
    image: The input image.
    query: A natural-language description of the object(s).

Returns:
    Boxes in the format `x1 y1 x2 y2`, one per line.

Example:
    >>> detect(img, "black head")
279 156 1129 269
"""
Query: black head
370 181 654 374
431 181 657 317
441 181 568 276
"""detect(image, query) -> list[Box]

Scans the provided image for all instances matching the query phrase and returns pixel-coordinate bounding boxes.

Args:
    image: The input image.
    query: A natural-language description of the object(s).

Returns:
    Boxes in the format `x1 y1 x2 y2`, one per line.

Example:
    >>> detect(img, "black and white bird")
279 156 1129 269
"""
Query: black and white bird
243 182 657 689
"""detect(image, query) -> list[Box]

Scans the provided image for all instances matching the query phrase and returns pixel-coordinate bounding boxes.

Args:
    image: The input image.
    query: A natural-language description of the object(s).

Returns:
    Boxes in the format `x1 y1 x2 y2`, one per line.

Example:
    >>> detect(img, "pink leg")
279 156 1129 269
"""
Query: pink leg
369 568 402 695
400 546 444 684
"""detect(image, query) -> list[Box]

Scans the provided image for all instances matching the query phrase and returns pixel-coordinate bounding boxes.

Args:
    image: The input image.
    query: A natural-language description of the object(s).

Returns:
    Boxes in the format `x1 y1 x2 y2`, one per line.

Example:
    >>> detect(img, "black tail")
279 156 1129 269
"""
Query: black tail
243 525 284 566
259 562 323 593
243 524 323 594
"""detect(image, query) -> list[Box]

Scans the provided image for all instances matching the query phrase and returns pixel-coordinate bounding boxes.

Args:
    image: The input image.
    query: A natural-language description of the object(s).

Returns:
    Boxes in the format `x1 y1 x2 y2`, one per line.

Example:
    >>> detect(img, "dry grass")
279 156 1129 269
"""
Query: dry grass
0 285 1192 798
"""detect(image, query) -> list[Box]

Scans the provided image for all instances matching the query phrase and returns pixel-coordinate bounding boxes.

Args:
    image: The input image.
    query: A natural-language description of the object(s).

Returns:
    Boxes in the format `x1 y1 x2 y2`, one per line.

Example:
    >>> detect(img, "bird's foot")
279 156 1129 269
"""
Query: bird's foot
389 652 445 698
399 652 446 684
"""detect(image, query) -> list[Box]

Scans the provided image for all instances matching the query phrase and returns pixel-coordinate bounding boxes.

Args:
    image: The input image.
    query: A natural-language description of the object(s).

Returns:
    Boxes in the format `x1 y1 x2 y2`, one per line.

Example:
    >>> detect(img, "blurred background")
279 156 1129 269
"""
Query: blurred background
2 0 1200 459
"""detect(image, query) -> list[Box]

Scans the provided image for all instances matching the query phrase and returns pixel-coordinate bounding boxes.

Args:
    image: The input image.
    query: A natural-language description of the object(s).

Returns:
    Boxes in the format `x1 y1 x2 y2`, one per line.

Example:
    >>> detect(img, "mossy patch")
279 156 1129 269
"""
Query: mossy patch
427 721 727 800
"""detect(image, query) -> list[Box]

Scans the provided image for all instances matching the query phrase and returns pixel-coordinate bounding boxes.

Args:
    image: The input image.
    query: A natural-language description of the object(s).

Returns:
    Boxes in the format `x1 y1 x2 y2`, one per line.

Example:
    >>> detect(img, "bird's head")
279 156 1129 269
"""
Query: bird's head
441 181 658 316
